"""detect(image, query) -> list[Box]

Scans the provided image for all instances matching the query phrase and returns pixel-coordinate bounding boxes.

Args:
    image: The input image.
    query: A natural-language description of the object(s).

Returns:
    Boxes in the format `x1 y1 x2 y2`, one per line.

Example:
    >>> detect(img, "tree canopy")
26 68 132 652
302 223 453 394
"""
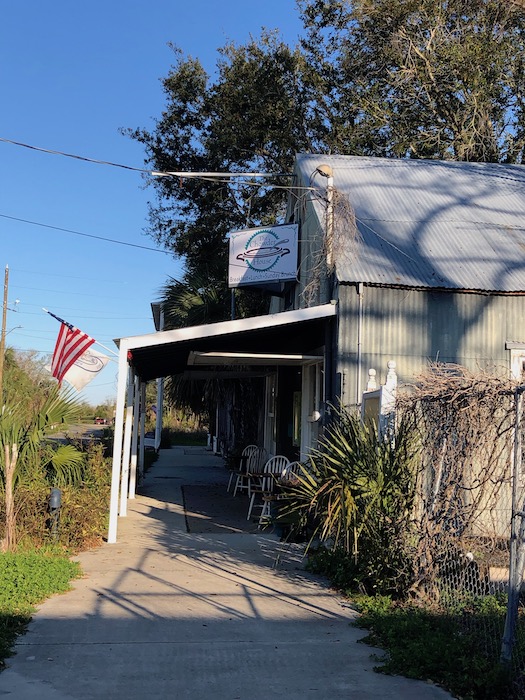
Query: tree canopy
126 0 525 324
300 0 525 161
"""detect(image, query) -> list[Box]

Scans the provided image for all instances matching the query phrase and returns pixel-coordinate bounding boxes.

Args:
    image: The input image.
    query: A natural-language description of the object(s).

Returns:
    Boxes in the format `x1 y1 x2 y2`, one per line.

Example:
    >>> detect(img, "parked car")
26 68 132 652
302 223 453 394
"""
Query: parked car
94 417 106 425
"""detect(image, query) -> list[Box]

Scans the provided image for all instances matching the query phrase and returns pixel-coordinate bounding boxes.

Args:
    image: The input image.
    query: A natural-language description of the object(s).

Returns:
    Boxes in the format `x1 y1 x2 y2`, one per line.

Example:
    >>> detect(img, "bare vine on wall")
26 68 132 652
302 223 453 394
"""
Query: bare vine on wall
397 363 521 601
302 188 360 306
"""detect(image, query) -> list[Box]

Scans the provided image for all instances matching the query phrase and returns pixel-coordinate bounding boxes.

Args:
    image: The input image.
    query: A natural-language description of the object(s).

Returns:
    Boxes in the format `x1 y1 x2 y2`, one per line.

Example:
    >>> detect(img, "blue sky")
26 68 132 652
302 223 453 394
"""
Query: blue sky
0 1 303 406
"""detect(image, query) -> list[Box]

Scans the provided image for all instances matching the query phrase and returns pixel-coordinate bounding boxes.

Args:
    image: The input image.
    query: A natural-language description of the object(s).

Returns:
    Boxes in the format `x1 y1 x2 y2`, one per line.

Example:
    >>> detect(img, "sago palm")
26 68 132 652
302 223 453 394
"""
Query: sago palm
284 405 418 561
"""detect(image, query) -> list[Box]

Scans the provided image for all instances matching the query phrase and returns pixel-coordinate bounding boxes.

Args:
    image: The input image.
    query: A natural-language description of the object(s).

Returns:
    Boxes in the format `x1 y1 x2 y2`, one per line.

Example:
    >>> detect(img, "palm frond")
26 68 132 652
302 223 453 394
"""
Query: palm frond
47 444 85 487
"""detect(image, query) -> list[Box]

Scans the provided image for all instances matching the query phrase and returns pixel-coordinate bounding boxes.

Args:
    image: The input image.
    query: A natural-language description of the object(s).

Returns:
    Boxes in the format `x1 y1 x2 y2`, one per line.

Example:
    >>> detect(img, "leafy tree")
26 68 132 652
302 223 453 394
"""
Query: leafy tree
158 274 228 416
158 275 262 445
92 399 115 422
125 32 312 315
298 0 525 161
128 2 525 283
2 348 54 416
161 273 230 328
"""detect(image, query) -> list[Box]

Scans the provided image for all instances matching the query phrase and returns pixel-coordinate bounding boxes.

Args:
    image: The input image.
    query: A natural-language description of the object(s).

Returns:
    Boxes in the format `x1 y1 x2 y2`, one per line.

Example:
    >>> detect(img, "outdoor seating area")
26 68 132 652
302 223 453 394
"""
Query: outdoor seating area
227 447 298 527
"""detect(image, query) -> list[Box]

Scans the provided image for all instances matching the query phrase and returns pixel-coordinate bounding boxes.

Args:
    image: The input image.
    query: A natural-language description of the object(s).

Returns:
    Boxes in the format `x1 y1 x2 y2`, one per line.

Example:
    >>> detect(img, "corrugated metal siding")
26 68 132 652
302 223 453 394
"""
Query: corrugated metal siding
295 154 525 293
337 285 525 405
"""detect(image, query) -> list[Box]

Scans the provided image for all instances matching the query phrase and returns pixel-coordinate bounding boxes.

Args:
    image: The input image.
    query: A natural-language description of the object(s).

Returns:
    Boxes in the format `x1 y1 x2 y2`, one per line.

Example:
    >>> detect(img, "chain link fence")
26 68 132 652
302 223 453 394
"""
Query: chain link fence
405 372 525 692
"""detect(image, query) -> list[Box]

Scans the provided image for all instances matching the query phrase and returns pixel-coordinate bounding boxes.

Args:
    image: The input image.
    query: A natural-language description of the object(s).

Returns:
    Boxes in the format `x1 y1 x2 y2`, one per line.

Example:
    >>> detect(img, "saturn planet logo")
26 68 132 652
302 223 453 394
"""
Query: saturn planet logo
236 229 290 273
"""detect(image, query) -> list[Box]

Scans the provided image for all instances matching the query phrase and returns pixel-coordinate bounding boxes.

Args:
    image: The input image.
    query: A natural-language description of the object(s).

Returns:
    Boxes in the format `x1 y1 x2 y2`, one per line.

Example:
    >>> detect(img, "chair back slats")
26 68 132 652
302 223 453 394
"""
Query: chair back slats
246 448 267 474
233 445 265 497
228 444 259 493
240 444 258 467
261 455 290 491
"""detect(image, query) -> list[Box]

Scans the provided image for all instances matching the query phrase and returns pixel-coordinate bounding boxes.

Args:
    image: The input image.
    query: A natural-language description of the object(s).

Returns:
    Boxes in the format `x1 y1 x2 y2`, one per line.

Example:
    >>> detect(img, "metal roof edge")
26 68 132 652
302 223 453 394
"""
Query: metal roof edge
338 281 525 296
118 302 338 351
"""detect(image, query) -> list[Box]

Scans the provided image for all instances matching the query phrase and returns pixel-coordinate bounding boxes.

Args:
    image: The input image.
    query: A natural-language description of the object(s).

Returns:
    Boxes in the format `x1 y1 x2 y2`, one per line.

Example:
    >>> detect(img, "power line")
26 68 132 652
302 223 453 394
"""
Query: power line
9 267 145 285
0 136 294 182
11 285 129 299
0 136 151 174
0 213 172 255
17 308 152 320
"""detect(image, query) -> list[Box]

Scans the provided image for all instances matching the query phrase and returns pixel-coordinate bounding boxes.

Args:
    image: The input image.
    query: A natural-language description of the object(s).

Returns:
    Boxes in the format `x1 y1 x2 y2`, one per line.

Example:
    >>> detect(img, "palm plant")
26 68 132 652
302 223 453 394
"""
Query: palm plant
160 273 230 415
0 386 83 551
284 404 419 593
161 273 230 329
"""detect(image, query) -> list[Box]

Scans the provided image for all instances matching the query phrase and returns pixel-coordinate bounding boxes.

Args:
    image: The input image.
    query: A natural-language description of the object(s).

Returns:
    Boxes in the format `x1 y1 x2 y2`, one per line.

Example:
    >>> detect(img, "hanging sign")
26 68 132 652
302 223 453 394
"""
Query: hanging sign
228 223 298 288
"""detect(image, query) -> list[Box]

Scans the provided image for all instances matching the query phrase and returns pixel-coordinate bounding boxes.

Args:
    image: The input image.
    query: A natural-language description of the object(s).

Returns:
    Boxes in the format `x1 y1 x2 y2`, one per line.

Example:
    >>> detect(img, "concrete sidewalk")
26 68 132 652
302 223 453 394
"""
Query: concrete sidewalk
0 447 453 699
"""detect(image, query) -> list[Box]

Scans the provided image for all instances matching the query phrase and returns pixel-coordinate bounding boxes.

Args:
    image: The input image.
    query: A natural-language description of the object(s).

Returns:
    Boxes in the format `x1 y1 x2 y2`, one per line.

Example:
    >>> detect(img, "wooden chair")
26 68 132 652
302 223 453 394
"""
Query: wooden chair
247 455 289 521
259 460 302 526
233 447 266 497
227 444 257 493
244 449 269 498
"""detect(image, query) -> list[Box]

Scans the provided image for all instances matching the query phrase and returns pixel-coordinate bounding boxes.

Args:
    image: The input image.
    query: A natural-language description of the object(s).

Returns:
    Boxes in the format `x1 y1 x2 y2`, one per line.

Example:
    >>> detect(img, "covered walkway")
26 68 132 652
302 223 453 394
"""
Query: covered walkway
1 447 452 699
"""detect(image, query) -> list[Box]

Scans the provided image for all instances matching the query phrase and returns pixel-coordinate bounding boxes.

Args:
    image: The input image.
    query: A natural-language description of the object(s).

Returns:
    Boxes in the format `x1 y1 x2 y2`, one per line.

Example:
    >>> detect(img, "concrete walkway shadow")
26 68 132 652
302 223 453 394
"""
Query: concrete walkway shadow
0 446 454 700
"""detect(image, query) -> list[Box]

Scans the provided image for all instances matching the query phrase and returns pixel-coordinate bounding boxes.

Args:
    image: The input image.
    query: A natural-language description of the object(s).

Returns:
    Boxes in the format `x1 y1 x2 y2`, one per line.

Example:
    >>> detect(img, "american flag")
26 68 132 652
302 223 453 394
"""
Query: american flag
48 311 95 385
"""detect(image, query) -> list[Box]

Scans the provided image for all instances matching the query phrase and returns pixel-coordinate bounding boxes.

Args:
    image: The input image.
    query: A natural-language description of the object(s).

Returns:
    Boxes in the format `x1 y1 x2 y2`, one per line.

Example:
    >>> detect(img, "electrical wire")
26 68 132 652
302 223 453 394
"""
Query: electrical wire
0 136 288 181
0 213 172 255
0 136 151 174
0 136 321 190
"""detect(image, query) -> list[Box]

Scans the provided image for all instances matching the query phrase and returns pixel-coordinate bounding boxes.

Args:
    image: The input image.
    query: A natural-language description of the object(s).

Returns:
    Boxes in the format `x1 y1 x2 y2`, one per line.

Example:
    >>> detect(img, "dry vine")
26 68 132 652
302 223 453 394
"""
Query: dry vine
397 363 522 602
302 188 360 306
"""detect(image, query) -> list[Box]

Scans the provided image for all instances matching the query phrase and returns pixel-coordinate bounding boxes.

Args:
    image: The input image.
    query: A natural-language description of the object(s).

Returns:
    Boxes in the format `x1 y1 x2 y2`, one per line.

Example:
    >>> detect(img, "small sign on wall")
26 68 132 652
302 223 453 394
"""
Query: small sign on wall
228 223 298 288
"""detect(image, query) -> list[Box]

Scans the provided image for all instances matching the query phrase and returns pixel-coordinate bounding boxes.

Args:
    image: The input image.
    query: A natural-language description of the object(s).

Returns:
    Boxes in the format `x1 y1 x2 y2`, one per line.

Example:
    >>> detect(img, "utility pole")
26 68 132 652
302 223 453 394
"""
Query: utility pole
0 264 9 403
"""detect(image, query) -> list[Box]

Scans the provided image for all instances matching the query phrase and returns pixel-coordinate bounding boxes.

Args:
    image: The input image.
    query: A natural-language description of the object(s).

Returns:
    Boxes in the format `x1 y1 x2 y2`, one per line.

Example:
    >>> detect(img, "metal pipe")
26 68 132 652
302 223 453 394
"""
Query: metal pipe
501 386 525 663
356 283 364 406
326 175 334 270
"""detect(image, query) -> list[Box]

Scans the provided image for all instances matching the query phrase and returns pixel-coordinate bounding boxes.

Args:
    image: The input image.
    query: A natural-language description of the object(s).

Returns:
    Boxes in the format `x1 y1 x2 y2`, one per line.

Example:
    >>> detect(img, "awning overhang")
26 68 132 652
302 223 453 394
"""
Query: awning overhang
116 303 337 381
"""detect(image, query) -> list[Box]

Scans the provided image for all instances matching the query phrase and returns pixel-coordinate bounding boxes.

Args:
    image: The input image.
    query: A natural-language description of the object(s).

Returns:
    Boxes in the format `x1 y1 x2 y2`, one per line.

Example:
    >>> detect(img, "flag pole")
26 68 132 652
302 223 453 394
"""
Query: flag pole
93 341 119 358
42 307 118 357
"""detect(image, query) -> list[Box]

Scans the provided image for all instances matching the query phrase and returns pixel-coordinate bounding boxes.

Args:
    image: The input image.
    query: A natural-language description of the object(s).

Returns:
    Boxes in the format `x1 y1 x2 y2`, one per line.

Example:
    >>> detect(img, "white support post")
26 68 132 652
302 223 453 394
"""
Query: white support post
381 360 398 437
128 374 141 499
138 381 146 481
107 346 130 544
154 376 164 451
154 307 165 453
119 367 135 517
385 360 398 391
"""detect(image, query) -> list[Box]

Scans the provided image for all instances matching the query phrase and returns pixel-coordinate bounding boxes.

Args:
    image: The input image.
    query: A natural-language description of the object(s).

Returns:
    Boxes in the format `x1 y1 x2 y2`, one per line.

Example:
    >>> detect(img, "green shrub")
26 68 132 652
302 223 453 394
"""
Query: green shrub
0 442 111 553
160 427 173 448
354 595 517 700
0 551 81 667
168 429 207 446
306 546 364 594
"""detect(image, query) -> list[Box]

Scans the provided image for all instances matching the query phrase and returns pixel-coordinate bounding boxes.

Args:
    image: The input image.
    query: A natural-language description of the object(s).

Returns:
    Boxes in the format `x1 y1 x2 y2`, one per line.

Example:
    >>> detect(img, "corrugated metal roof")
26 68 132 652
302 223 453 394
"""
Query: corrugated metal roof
295 154 525 292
